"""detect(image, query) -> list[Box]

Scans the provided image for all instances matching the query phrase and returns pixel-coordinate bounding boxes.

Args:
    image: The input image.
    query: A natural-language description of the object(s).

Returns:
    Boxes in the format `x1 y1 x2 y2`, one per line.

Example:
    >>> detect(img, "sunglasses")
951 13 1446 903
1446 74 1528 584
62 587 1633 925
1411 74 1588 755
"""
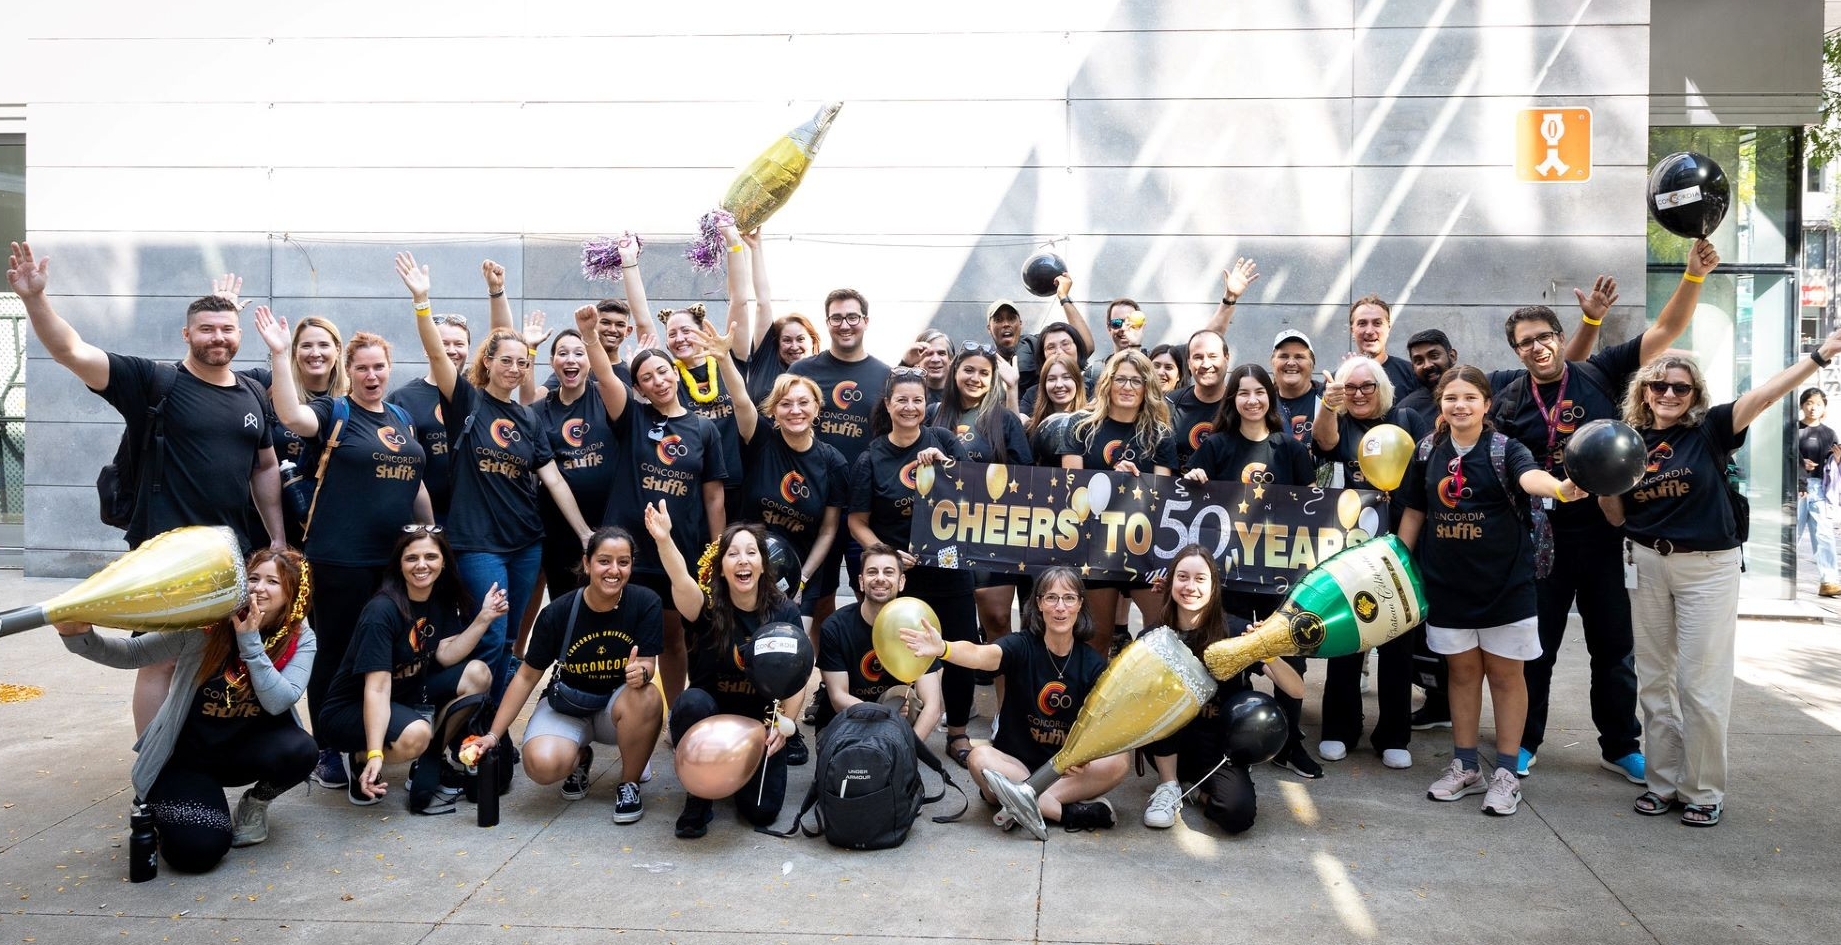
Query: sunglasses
431 314 468 327
402 523 445 535
1645 381 1695 397
960 341 997 358
891 366 926 378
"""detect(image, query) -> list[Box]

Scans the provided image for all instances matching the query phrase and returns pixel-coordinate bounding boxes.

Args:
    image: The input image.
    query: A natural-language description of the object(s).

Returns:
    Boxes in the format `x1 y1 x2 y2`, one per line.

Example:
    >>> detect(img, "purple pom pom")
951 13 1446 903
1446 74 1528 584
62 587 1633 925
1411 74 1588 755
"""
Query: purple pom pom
683 209 735 274
581 232 645 282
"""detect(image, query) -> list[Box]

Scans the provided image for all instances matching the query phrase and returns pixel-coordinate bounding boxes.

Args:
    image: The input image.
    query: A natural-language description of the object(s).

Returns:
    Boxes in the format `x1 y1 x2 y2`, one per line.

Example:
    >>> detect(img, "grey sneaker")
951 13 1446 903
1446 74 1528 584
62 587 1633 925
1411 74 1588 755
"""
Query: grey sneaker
1482 768 1522 816
1143 781 1182 829
229 791 270 847
561 746 593 801
1426 759 1486 802
613 781 643 824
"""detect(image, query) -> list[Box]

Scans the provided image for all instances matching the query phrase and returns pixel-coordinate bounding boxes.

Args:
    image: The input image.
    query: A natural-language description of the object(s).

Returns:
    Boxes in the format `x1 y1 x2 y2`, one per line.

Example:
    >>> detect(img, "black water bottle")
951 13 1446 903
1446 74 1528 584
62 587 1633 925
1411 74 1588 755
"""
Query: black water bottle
128 803 157 883
476 747 499 828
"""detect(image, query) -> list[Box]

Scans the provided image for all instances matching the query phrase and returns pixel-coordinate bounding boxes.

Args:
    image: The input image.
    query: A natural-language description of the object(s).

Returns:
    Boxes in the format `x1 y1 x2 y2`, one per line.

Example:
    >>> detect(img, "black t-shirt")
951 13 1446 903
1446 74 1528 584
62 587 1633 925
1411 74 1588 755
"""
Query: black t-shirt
1493 336 1643 533
991 632 1107 771
743 344 792 410
327 596 464 709
442 376 554 553
925 403 1033 465
738 429 851 561
788 352 892 465
676 359 743 489
684 599 805 717
1169 386 1225 468
387 378 454 516
849 428 969 548
1798 421 1836 479
1622 403 1745 549
176 651 289 757
1057 413 1178 473
241 367 324 490
1396 387 1438 429
1401 434 1542 628
303 397 427 566
1028 414 1076 470
1275 382 1325 449
1317 407 1431 492
603 400 727 576
1379 355 1419 401
523 587 665 697
95 354 274 551
537 382 616 522
814 604 941 728
1187 429 1315 485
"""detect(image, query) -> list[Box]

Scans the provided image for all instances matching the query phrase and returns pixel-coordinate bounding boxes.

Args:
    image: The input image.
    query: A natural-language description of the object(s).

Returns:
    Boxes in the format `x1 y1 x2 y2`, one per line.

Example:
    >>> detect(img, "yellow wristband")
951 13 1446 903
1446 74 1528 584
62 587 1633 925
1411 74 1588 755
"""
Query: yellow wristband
1554 483 1569 503
414 304 432 316
1682 272 1705 284
366 749 384 760
941 641 952 661
1581 315 1602 326
528 347 538 358
727 244 743 253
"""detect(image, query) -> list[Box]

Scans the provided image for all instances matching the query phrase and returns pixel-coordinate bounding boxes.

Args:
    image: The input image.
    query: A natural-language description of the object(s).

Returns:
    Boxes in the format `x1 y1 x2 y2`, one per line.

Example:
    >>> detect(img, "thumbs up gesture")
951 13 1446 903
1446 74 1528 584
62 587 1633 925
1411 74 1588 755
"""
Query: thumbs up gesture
1321 370 1345 411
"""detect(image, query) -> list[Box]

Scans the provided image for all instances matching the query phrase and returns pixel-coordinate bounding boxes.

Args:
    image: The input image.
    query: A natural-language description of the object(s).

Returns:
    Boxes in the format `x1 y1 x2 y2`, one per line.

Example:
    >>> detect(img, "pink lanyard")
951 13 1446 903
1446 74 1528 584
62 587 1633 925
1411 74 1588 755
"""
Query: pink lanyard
1526 364 1570 469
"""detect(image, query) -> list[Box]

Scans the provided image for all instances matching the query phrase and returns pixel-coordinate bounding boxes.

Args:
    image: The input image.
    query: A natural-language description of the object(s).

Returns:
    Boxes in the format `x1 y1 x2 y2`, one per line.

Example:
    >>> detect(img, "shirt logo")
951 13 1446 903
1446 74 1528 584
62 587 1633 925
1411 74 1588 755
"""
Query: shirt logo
376 426 407 452
859 650 885 682
489 418 521 448
655 434 687 465
832 380 864 410
898 459 922 490
244 413 259 429
1188 422 1213 450
1102 440 1137 466
562 418 588 448
1646 441 1674 473
780 470 810 503
1037 680 1074 715
1241 462 1274 485
1437 474 1475 510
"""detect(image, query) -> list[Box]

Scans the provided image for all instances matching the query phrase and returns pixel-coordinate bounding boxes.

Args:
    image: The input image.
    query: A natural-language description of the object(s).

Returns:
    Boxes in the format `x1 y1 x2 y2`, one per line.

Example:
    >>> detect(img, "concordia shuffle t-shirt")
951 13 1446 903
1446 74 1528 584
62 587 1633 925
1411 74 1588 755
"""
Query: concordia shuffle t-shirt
1400 433 1542 628
602 400 726 576
1169 386 1225 468
849 427 969 549
1056 413 1178 474
537 382 616 525
991 632 1106 771
443 376 553 554
326 596 464 709
522 586 665 698
684 600 805 718
1621 403 1745 550
925 403 1032 465
814 604 942 729
738 429 850 561
303 397 427 566
676 358 743 490
1187 429 1315 485
1493 336 1643 533
788 352 892 464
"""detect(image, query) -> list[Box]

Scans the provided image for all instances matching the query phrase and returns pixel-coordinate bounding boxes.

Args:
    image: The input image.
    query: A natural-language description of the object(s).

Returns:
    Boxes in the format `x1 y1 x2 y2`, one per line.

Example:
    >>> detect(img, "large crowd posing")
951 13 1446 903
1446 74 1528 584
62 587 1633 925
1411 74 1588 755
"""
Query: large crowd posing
9 225 1833 872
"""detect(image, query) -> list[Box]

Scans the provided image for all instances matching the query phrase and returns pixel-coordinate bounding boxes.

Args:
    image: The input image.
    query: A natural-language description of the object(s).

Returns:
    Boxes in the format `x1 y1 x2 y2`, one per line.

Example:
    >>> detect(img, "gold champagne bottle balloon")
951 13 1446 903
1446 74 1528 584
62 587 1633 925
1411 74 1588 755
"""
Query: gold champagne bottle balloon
0 527 248 638
721 102 843 233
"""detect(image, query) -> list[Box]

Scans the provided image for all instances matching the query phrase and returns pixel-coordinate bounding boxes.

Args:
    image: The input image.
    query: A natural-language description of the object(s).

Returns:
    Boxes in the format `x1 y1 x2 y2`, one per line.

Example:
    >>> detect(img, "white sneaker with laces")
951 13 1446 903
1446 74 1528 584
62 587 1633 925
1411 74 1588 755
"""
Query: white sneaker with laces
1482 767 1522 816
1426 759 1486 802
1381 748 1413 769
1318 740 1348 761
1143 780 1183 829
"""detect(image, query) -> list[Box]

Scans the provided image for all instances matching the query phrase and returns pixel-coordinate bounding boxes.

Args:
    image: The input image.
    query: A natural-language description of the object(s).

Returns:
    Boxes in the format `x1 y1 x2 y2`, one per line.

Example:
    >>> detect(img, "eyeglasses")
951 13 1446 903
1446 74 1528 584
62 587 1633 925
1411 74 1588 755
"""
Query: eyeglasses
1346 381 1379 396
1645 381 1695 397
1112 375 1147 389
1512 330 1562 353
492 355 532 369
402 523 445 535
826 312 865 327
961 341 997 358
1039 593 1081 607
431 314 467 327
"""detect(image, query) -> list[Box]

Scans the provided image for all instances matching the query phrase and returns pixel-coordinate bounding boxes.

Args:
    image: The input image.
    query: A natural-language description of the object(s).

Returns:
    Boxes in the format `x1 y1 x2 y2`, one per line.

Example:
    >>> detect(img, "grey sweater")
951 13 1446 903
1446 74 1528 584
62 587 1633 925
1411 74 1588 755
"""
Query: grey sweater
63 624 317 799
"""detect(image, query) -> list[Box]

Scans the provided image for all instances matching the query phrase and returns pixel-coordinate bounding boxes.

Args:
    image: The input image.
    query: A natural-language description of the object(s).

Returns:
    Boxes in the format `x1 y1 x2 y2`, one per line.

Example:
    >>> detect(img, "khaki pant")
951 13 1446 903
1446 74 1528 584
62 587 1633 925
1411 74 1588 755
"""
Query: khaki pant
1627 542 1741 807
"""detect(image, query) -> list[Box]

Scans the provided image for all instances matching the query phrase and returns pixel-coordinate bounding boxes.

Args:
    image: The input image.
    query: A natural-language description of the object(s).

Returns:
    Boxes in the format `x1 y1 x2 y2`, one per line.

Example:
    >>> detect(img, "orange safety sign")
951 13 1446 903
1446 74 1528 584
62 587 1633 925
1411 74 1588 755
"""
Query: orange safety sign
1515 108 1592 183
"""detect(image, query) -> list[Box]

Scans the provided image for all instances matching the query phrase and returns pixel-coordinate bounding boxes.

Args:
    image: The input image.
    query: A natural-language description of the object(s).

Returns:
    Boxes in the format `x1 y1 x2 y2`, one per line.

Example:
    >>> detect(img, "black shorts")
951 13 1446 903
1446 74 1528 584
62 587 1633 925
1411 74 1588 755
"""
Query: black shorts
1085 577 1150 594
315 662 469 752
973 570 1033 591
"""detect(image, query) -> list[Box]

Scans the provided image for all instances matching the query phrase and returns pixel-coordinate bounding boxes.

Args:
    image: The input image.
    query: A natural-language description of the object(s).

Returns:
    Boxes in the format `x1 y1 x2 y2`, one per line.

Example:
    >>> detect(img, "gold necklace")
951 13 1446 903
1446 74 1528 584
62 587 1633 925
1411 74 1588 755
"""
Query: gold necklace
678 357 720 404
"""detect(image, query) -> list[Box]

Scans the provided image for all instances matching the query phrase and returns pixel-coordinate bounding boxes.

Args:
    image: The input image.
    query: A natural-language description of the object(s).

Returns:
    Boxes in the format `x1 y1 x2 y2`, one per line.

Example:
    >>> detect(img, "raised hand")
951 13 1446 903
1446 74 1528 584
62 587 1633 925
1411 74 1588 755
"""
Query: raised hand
6 242 47 297
521 310 553 350
252 305 290 355
697 319 734 360
643 499 673 541
232 600 265 634
1321 370 1345 411
741 229 763 252
574 304 600 335
1686 239 1720 278
1574 275 1618 322
211 273 249 311
479 582 509 621
1224 257 1260 299
1054 272 1073 297
481 259 507 295
395 251 431 301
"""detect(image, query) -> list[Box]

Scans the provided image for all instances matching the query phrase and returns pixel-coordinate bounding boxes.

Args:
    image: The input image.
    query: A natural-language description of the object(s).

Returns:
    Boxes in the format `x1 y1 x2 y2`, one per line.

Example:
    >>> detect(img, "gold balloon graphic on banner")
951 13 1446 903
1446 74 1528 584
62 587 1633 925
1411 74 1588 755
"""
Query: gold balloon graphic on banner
916 463 936 497
986 464 1009 502
1336 489 1362 529
1069 486 1091 520
1357 424 1414 491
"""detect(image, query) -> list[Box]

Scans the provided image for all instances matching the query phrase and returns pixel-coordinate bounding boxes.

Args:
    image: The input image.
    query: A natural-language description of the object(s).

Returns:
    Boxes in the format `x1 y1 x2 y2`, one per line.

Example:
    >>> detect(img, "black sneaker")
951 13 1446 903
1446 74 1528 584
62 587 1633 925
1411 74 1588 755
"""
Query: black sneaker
785 732 809 767
613 781 643 824
1059 799 1116 831
347 753 379 806
561 746 593 801
1410 706 1453 730
1273 745 1325 780
675 796 714 839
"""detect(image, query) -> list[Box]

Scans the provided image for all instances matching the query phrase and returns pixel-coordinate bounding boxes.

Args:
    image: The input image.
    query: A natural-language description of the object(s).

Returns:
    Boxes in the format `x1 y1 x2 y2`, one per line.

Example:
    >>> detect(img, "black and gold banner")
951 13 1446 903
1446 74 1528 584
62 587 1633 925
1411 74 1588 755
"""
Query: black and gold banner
908 462 1390 593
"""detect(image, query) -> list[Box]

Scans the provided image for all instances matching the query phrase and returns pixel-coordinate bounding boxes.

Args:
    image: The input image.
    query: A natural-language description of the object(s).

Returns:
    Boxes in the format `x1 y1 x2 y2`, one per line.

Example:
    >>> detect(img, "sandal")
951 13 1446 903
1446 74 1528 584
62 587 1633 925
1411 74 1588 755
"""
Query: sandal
946 734 973 769
1680 803 1722 827
1633 791 1679 816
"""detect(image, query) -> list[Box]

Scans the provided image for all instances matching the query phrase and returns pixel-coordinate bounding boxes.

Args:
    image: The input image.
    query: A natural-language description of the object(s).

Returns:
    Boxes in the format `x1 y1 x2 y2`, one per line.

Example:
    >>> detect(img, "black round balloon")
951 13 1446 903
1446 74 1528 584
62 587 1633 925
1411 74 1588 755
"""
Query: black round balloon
1648 152 1730 239
1222 690 1288 767
763 532 803 598
745 621 813 702
1020 253 1069 298
1562 419 1648 496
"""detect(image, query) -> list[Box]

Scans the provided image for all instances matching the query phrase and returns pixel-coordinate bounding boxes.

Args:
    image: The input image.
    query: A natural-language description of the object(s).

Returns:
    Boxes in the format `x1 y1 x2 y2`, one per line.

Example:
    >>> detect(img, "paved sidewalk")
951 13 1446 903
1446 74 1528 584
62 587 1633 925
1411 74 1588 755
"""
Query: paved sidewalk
1 570 1836 945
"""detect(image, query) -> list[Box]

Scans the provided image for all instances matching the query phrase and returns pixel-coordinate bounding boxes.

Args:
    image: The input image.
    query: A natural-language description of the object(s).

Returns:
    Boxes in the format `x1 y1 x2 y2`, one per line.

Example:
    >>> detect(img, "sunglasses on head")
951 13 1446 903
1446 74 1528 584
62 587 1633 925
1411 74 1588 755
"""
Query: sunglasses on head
402 523 444 535
891 366 926 378
431 314 467 327
960 341 997 358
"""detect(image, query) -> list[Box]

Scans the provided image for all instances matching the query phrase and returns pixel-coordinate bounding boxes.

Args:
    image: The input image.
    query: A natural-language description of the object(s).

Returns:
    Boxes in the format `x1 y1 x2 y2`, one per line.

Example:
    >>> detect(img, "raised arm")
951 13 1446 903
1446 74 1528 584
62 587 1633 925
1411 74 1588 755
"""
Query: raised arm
483 259 512 335
1051 272 1096 355
254 306 320 436
536 462 594 544
1640 240 1719 364
718 222 751 359
573 304 629 422
1201 257 1259 337
1565 275 1616 361
1313 371 1345 452
398 252 456 399
620 236 658 350
700 320 757 441
643 500 707 621
1733 325 1841 432
743 230 773 357
240 618 316 715
437 582 507 668
8 242 110 390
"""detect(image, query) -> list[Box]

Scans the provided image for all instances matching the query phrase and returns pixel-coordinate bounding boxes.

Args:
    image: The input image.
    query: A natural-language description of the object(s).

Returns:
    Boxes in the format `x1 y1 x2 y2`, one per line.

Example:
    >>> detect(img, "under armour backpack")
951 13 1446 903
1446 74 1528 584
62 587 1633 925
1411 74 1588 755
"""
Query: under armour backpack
769 701 964 849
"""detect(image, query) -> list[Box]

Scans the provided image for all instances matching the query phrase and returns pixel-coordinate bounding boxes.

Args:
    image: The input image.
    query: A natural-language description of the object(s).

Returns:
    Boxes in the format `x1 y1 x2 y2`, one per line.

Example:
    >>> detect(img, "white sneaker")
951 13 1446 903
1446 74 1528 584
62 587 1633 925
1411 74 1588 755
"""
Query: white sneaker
1426 759 1486 802
1317 740 1348 761
1482 767 1522 816
1381 748 1413 769
1143 780 1182 829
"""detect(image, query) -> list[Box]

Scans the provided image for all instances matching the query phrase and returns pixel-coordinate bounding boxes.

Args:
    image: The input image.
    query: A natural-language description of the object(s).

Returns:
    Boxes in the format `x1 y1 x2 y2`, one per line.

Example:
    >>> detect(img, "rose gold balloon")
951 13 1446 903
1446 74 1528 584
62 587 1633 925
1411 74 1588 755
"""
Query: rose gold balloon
674 714 767 798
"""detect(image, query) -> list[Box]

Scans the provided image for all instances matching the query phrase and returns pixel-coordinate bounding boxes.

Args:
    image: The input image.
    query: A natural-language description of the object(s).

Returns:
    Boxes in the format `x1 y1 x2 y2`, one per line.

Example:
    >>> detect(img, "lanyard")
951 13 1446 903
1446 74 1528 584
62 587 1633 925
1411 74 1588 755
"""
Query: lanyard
1526 364 1570 469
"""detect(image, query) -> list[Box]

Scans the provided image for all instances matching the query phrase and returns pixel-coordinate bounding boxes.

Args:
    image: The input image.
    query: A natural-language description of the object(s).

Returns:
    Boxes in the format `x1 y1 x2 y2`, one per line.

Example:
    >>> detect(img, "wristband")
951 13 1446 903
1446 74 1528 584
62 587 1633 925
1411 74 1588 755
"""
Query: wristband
414 303 432 316
941 641 952 661
1553 483 1569 503
1581 314 1602 327
728 244 743 253
489 289 506 298
528 347 538 358
1057 297 1072 306
1221 296 1238 306
1813 349 1832 368
1682 272 1705 284
366 749 384 761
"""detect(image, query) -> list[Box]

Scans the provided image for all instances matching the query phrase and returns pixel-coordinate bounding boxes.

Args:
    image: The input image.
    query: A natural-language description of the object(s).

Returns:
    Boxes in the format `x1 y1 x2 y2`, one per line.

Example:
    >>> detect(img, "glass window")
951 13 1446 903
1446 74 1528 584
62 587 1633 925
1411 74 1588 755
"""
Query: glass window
1647 127 1799 267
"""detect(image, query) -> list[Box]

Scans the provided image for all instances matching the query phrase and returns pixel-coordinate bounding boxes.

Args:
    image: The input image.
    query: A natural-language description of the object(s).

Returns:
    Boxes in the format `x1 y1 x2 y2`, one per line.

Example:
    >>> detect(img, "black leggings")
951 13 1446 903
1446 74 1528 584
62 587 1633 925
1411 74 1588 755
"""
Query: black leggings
305 561 387 744
1220 591 1304 750
669 688 786 826
1147 718 1257 834
902 565 978 728
146 723 317 872
1320 629 1416 751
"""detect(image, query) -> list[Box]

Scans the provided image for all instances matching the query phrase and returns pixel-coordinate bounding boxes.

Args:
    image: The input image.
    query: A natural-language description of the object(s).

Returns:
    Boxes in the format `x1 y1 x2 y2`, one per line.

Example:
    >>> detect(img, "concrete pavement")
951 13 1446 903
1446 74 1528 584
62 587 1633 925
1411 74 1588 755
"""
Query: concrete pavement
1 569 1836 945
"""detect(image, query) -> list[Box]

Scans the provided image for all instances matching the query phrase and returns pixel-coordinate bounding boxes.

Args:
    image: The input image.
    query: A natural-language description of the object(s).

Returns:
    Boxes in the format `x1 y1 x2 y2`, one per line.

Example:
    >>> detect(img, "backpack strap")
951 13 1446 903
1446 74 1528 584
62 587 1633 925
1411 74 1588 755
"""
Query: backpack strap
759 774 826 839
1489 432 1554 579
301 396 351 536
140 361 182 498
383 401 415 439
912 733 969 824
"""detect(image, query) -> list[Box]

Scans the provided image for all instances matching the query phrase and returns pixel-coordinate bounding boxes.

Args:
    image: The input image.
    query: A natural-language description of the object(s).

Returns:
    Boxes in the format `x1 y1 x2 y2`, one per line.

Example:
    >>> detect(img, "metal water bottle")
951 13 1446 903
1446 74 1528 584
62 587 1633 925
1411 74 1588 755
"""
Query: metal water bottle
128 802 157 882
476 747 499 828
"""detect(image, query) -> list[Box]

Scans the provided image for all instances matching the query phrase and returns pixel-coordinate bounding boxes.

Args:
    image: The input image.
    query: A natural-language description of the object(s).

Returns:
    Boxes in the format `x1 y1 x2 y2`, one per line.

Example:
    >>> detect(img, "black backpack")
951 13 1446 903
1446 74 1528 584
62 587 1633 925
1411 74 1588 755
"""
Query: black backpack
97 362 179 528
768 702 965 849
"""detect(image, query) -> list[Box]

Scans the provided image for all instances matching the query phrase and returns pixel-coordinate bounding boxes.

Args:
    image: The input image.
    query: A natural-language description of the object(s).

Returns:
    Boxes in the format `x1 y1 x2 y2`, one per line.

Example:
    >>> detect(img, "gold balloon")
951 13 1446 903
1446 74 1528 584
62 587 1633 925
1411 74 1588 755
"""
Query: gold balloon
1069 486 1091 520
916 463 936 497
1357 424 1415 491
722 103 843 233
986 463 1009 502
1336 489 1362 530
674 714 767 799
0 526 247 638
872 596 941 684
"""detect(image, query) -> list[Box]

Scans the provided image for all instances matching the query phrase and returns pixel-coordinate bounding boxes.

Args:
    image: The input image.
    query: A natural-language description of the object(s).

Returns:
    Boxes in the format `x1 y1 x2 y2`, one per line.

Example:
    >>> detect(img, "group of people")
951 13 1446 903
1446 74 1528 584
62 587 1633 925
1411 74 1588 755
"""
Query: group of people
8 225 1817 871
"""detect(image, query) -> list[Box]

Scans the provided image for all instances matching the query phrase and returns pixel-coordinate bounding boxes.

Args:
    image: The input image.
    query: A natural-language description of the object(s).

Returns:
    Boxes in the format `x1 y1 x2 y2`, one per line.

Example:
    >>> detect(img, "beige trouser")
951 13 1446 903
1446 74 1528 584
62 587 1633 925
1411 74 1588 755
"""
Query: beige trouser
1626 542 1741 807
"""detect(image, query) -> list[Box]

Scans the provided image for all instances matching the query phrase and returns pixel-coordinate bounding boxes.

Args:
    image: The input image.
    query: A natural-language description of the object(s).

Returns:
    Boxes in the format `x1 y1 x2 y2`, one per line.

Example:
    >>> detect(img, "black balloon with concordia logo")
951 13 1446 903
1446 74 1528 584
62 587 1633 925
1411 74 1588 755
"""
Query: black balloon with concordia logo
1562 419 1649 497
746 621 814 702
1222 690 1289 767
1021 252 1069 298
1648 151 1730 239
763 532 803 598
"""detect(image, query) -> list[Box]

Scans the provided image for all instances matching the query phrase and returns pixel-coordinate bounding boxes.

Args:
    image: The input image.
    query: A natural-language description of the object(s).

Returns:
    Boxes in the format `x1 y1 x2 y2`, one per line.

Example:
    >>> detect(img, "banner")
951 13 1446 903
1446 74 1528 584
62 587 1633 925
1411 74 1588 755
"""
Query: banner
908 462 1390 593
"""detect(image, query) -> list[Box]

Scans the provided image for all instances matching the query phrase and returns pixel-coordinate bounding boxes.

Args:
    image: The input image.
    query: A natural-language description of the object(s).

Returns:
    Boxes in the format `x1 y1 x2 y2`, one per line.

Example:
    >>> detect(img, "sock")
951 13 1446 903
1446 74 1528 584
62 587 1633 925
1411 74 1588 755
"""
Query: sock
1497 751 1520 775
1454 746 1480 772
246 779 287 803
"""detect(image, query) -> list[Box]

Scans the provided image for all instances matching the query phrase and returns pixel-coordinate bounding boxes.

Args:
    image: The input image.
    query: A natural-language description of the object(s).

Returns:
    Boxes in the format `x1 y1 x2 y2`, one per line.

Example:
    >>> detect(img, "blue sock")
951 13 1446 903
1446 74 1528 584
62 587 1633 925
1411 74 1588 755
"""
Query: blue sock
1498 752 1519 775
1454 746 1479 772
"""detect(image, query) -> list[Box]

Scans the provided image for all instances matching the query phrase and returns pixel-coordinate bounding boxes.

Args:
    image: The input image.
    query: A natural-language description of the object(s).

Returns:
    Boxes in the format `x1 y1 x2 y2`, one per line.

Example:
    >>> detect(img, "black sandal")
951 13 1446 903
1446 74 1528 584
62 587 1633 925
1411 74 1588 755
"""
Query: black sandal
946 734 973 769
1680 803 1722 827
1633 791 1678 816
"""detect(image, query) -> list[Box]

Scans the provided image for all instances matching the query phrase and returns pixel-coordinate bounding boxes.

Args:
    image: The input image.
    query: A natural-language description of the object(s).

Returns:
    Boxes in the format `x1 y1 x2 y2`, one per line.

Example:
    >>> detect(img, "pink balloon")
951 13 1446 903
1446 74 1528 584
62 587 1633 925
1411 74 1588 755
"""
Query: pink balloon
674 714 767 798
